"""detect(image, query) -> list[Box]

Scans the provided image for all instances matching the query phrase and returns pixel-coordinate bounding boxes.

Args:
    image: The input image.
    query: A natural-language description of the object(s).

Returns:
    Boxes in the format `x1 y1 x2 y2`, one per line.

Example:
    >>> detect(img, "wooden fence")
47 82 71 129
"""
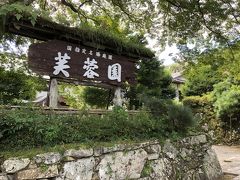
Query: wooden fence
2 106 141 115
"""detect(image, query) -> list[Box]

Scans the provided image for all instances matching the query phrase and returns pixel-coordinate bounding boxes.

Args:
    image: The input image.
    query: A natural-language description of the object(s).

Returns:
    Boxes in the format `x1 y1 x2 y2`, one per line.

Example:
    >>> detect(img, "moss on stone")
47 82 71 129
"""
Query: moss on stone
0 140 145 159
141 161 153 177
39 164 49 173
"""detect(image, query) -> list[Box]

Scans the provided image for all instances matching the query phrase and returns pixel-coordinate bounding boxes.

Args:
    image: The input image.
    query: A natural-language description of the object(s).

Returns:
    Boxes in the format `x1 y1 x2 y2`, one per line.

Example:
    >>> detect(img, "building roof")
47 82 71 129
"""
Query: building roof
171 72 186 84
4 14 154 60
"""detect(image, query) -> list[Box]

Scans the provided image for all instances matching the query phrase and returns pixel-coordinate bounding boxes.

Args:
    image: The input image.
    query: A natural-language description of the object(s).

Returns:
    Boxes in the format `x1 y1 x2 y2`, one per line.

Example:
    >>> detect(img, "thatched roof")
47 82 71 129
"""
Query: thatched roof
4 15 155 59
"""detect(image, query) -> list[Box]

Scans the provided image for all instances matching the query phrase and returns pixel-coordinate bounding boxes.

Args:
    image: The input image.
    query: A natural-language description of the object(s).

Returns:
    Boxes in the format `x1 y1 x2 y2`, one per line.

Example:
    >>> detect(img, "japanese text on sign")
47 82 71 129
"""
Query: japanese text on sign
28 40 136 86
66 45 113 60
53 51 121 82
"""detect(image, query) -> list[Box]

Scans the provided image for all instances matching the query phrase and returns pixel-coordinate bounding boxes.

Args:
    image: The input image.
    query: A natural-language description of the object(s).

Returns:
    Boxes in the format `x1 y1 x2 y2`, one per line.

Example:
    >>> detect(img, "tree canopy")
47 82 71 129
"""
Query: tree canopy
1 0 239 50
182 41 240 96
0 67 45 104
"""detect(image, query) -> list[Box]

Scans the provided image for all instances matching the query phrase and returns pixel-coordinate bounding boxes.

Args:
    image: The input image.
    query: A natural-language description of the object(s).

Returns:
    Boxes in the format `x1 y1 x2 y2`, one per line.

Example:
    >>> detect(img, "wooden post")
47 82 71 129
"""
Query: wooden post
49 78 58 108
175 84 180 101
230 115 232 141
113 87 122 107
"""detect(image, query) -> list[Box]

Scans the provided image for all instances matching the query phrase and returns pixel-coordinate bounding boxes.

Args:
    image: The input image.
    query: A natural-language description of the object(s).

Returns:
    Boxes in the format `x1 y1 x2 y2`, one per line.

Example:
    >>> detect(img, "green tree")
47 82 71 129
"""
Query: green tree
137 59 174 99
58 83 86 109
1 0 239 51
182 64 221 96
182 41 240 97
212 79 240 132
83 87 113 109
0 67 45 104
212 80 240 118
127 58 175 111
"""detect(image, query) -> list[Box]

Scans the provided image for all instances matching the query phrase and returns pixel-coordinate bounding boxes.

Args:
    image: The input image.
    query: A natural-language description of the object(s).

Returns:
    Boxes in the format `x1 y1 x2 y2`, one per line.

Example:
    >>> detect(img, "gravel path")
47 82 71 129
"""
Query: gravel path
213 145 240 179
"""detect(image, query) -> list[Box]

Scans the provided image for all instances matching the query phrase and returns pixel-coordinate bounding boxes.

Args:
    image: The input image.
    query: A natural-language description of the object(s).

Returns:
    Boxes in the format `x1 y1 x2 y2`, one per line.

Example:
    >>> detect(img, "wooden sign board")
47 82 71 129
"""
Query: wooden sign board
28 40 136 86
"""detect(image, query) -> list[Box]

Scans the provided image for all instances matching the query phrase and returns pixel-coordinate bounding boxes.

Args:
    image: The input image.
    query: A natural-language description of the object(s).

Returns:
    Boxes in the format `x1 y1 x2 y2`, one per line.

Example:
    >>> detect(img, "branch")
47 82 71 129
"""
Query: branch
196 0 227 41
77 9 98 23
165 0 191 10
61 0 78 12
220 0 240 24
110 0 139 23
165 0 181 9
60 0 97 23
61 0 92 13
23 0 37 5
78 0 92 10
92 1 114 21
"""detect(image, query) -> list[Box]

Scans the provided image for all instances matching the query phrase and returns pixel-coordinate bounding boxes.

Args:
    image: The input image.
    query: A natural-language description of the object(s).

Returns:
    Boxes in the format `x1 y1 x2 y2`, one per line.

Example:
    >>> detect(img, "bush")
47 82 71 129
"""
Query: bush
182 95 210 109
141 98 196 133
166 103 195 132
0 68 45 104
0 103 198 151
0 107 172 150
183 95 216 125
140 97 171 117
182 95 224 141
211 80 240 142
212 80 240 121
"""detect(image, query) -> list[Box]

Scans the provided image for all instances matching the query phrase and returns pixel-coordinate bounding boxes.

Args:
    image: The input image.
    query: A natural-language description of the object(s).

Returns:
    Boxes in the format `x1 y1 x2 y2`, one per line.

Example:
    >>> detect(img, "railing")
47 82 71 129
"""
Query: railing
1 106 141 115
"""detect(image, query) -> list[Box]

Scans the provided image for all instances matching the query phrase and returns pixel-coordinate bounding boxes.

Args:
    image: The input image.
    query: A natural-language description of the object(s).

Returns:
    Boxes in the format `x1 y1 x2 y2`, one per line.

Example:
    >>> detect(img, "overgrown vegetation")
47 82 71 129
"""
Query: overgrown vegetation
182 92 240 143
183 95 223 142
1 0 230 151
0 2 154 58
0 67 45 104
127 58 175 111
0 106 196 151
180 41 240 144
0 2 40 36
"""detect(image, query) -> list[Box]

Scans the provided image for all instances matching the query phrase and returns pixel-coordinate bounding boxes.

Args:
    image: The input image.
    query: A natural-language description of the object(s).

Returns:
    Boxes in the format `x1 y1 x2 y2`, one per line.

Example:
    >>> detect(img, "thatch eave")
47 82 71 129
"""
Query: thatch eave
4 15 155 60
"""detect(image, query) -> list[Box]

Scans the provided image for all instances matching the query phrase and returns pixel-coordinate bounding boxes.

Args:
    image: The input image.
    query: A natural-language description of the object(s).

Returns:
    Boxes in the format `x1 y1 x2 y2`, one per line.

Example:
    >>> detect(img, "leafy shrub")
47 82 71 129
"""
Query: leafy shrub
0 104 198 151
140 98 196 133
212 80 240 120
182 95 224 141
182 95 210 109
0 107 165 150
183 95 216 125
182 64 221 96
0 68 45 104
140 97 171 117
211 80 240 141
166 103 195 132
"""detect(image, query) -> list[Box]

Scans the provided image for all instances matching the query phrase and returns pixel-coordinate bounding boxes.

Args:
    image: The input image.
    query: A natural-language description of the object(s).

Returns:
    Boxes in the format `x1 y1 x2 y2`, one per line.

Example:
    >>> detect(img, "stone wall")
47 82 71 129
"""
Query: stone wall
0 134 222 180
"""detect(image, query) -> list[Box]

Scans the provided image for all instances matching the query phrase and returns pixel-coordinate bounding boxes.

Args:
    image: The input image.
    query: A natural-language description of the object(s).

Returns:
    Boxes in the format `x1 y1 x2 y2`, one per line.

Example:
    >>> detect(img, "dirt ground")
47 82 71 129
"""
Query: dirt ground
213 145 240 180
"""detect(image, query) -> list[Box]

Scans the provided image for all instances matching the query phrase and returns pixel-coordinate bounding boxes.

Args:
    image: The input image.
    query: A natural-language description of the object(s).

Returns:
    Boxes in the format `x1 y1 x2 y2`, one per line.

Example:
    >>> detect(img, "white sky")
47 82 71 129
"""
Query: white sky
158 45 179 65
146 37 179 66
